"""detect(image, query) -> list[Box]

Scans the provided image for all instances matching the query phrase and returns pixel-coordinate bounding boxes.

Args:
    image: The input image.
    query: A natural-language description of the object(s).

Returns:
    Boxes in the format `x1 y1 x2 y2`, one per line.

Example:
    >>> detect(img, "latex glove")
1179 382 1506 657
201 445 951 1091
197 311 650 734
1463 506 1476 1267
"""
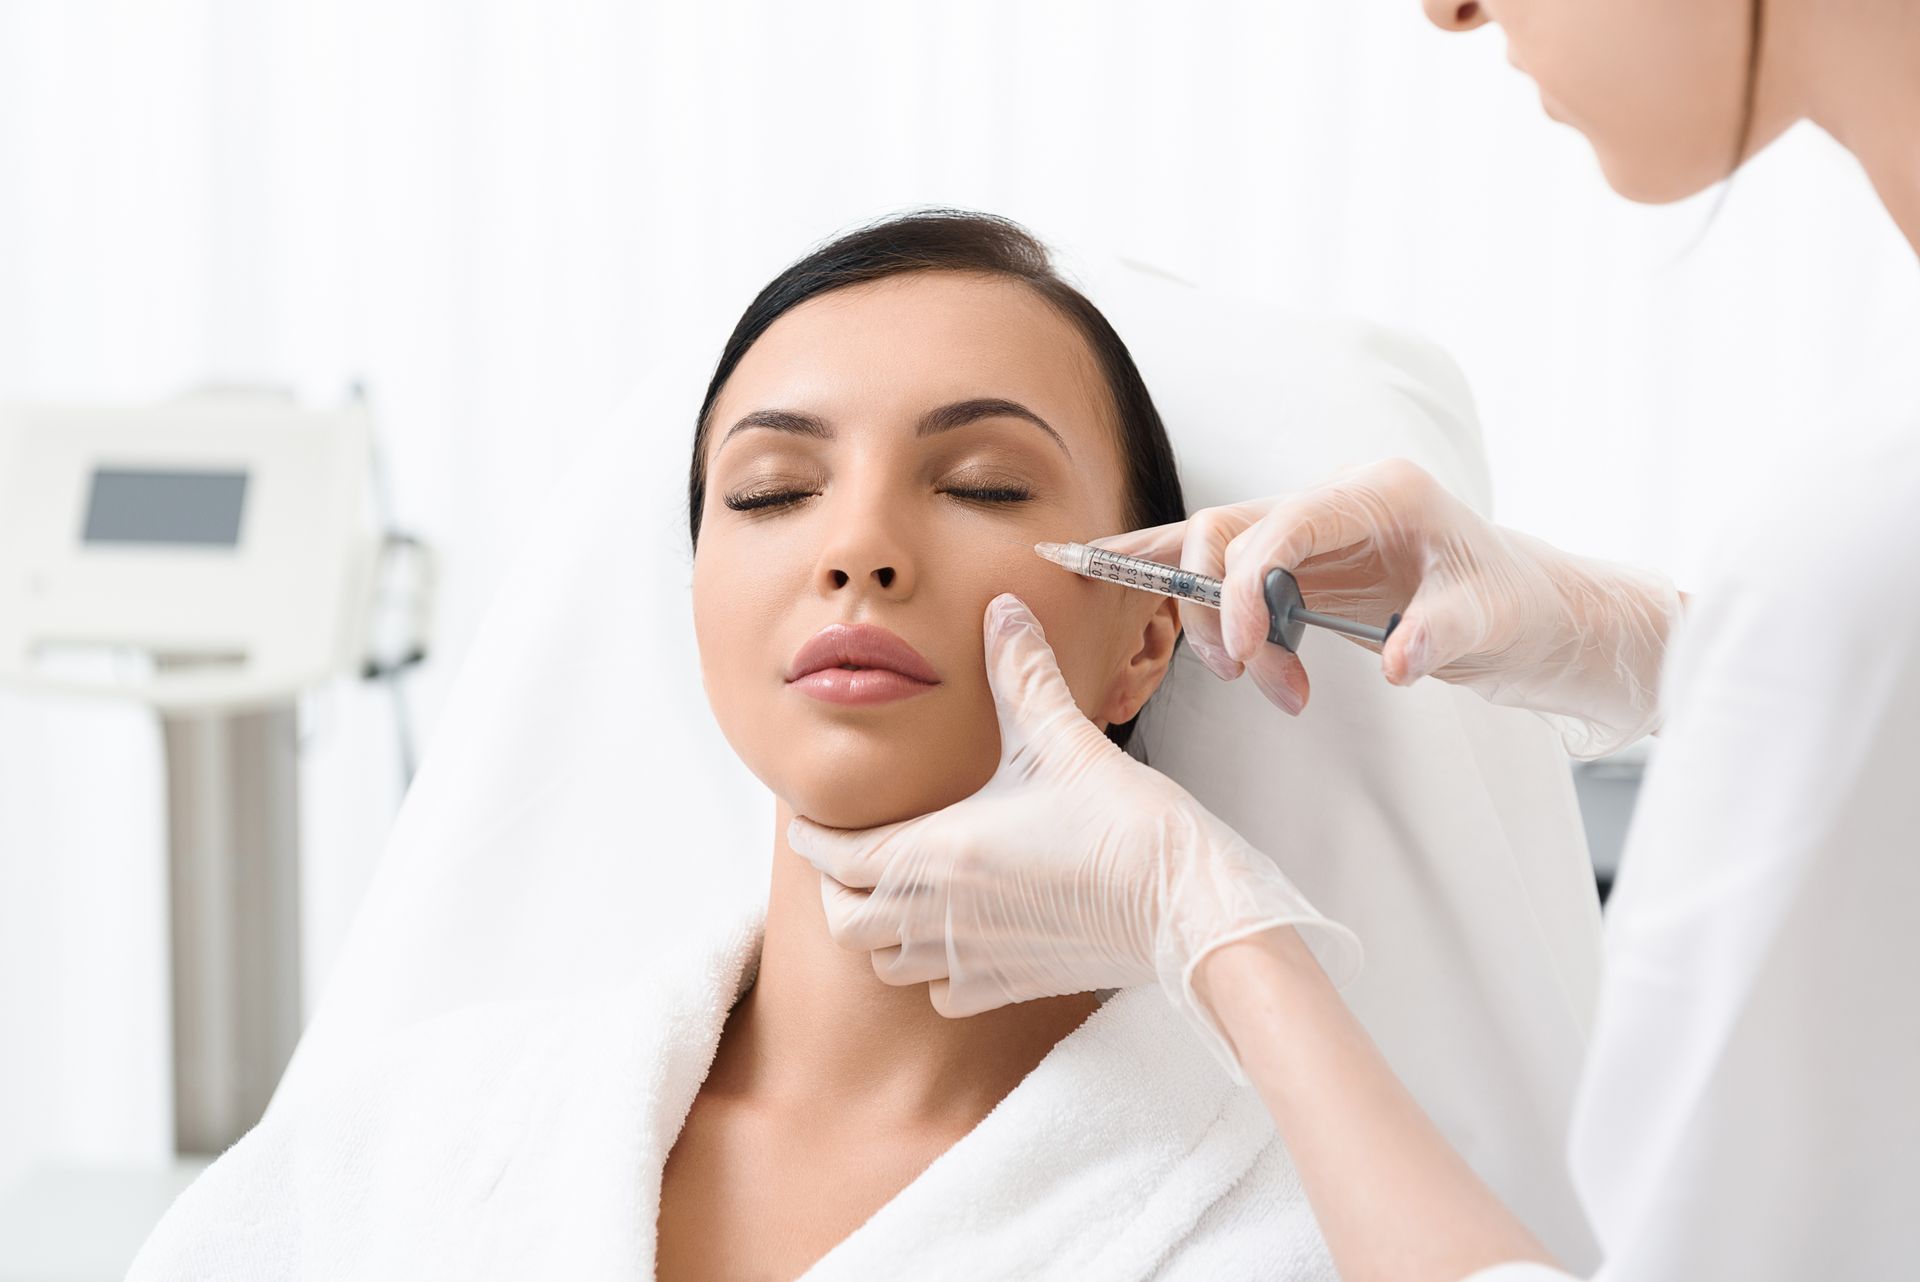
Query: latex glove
1091 457 1682 759
787 592 1361 1080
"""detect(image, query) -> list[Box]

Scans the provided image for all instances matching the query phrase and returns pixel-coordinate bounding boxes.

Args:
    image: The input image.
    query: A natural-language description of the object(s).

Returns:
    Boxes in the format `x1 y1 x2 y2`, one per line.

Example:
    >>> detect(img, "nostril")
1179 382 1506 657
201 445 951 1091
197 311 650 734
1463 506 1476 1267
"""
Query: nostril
1455 1 1479 22
874 566 895 588
831 569 849 588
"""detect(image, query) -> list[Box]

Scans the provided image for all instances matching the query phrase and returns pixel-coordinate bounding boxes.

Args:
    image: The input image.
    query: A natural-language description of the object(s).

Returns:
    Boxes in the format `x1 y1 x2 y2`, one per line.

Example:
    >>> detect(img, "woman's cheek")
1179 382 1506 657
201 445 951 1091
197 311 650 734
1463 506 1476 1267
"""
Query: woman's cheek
691 540 784 745
997 572 1125 725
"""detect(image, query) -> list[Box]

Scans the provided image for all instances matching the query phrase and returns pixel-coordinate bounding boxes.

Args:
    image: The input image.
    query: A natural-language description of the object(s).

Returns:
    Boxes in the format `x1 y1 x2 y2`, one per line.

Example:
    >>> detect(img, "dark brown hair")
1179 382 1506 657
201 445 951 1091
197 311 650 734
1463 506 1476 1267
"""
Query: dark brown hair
686 209 1186 752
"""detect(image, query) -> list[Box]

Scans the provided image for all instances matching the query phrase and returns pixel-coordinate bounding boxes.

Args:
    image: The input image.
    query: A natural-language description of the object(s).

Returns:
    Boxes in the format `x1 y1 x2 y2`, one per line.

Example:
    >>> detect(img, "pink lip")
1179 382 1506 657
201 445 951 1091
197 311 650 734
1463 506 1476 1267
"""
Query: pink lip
786 623 941 706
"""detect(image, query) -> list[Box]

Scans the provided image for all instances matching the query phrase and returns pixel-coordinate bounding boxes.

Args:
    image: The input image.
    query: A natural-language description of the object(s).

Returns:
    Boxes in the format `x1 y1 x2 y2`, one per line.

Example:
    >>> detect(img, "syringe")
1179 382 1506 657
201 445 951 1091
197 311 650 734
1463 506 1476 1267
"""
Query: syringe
1033 541 1400 654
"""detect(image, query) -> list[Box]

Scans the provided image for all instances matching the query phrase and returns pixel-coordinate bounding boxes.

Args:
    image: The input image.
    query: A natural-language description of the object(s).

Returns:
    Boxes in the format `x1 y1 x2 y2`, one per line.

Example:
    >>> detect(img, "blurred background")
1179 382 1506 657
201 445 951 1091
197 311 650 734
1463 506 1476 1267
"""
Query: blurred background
1 0 1916 1273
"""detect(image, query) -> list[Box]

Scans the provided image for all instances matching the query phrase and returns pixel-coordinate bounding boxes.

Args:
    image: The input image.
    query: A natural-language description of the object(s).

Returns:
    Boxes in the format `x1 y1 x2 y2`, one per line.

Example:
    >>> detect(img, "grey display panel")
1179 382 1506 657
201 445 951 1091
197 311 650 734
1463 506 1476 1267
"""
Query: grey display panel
83 468 250 547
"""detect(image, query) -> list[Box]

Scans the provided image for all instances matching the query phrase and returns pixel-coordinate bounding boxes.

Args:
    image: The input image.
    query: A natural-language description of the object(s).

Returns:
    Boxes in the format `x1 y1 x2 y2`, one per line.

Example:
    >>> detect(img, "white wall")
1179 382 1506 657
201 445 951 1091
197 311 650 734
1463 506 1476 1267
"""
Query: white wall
2 0 1916 1187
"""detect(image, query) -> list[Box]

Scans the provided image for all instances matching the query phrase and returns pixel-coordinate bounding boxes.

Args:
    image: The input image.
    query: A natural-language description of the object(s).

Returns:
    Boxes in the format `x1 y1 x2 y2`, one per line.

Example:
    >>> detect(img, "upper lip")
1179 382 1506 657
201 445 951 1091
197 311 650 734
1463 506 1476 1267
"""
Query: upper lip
787 623 941 684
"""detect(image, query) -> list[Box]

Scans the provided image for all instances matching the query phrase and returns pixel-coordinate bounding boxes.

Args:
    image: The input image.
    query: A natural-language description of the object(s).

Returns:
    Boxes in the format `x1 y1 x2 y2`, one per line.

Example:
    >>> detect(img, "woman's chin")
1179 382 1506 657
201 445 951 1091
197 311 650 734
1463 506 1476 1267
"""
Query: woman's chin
785 790 948 833
783 764 994 832
757 716 1000 831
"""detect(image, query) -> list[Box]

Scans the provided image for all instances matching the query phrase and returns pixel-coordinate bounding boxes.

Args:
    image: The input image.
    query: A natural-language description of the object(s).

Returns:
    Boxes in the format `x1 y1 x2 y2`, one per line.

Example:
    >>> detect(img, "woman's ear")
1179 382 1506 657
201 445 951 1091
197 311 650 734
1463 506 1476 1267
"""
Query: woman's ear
1100 597 1182 725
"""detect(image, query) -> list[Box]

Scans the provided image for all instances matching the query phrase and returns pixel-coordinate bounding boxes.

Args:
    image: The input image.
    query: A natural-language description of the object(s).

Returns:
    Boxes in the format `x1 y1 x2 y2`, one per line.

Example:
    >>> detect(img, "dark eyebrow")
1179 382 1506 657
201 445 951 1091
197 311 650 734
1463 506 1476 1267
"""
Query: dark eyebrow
717 397 1070 459
718 408 833 450
916 398 1070 458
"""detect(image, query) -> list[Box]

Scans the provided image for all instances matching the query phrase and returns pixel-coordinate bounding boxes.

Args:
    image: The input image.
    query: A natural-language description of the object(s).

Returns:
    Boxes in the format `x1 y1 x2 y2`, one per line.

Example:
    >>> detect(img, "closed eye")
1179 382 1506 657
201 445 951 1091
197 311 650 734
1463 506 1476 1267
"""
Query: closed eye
945 484 1033 504
724 484 1033 513
724 487 816 512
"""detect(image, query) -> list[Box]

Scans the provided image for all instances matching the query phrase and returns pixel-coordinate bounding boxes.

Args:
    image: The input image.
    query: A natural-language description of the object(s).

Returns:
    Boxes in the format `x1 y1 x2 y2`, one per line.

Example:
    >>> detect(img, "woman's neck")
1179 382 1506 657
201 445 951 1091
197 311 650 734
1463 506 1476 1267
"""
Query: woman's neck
704 798 1098 1120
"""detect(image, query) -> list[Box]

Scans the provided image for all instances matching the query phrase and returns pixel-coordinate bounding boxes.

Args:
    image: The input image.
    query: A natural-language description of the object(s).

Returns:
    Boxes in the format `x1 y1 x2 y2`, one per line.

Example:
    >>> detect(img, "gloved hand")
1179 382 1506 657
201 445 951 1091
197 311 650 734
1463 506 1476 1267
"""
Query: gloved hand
787 592 1362 1080
1091 457 1683 759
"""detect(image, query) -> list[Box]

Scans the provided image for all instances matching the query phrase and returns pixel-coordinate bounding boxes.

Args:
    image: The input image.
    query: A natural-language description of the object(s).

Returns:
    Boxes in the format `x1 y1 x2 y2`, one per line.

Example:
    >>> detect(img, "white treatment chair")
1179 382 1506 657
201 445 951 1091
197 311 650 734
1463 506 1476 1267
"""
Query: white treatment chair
262 250 1605 1270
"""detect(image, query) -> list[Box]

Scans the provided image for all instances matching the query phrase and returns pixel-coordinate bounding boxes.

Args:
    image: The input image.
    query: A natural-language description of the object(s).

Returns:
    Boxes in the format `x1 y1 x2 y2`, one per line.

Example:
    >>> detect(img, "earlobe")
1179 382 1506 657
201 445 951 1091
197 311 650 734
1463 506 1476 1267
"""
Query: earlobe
1102 599 1182 724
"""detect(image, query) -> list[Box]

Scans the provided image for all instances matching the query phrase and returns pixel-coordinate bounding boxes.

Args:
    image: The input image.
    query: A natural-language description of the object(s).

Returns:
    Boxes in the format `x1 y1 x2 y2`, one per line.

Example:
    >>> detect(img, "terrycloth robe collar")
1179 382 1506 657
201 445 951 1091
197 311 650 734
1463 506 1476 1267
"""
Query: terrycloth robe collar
628 908 1279 1281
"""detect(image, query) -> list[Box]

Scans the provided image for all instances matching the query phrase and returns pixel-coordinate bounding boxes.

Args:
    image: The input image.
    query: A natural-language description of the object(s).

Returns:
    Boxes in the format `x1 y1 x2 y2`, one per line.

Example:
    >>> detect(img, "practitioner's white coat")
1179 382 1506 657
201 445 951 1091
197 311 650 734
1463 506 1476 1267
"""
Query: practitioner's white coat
128 253 1609 1275
1469 425 1920 1281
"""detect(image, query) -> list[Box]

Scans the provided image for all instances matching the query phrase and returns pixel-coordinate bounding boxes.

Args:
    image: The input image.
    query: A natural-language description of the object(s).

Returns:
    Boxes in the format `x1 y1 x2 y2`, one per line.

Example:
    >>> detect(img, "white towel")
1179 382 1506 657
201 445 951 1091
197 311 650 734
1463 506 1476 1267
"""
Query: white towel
129 899 1336 1281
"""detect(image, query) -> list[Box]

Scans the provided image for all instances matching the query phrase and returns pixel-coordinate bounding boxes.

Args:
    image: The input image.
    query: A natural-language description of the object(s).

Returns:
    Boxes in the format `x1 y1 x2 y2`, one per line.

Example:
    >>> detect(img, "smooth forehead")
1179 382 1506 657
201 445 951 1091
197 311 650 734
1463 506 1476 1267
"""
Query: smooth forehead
708 270 1117 450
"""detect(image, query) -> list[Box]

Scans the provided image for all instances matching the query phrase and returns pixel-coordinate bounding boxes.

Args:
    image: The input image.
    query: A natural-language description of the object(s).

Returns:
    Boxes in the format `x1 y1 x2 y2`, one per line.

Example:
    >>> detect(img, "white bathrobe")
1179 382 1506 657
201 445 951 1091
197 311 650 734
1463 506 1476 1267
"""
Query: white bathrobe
128 900 1334 1281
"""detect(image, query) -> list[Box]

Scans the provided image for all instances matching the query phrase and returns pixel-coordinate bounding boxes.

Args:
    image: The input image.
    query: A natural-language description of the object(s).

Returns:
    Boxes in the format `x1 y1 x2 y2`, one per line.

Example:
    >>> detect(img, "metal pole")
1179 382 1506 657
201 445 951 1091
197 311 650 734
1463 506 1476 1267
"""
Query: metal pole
160 706 302 1156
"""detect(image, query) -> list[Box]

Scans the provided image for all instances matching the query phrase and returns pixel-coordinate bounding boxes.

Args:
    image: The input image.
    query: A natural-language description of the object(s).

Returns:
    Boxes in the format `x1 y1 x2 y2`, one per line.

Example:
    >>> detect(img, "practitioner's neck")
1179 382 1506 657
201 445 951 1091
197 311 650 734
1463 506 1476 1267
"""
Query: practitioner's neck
1788 0 1920 256
711 797 1097 1120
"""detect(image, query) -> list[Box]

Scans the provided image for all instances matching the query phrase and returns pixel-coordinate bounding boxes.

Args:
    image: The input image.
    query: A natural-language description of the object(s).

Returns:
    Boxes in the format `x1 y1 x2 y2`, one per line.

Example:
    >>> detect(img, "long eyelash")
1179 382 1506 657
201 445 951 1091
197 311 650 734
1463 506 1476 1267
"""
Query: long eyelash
947 485 1033 504
724 489 814 512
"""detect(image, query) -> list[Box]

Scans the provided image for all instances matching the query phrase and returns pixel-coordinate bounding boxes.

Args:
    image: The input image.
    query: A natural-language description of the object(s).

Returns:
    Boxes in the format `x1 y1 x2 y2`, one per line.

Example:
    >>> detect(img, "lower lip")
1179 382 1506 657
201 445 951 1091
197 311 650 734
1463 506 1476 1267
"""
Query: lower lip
788 668 938 706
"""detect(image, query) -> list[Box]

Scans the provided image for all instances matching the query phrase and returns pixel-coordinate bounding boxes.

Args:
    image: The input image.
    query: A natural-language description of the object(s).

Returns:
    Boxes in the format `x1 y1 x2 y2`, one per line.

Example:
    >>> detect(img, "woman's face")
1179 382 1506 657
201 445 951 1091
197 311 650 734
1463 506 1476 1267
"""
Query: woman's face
1425 0 1796 203
692 270 1180 830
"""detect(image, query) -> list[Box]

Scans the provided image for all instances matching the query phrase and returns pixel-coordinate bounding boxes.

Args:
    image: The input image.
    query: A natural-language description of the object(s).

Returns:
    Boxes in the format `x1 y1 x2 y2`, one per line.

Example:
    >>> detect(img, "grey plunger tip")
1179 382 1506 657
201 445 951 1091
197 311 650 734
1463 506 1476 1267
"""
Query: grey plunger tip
1262 567 1401 654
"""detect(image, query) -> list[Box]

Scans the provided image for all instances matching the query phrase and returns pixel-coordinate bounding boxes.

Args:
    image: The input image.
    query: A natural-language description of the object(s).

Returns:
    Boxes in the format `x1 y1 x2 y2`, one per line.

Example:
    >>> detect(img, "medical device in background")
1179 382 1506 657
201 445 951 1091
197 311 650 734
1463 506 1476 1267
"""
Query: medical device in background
0 387 434 1281
1035 540 1400 651
1569 742 1648 901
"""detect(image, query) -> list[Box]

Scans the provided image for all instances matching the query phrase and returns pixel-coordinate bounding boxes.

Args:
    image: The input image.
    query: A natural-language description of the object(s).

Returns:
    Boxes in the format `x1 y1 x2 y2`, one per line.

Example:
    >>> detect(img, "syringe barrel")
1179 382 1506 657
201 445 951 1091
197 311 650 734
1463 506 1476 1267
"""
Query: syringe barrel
1081 547 1224 609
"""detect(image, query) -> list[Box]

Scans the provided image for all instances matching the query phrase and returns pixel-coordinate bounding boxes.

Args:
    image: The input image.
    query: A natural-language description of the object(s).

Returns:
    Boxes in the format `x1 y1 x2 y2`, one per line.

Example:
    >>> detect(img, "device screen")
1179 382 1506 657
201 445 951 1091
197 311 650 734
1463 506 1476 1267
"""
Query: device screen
82 468 250 547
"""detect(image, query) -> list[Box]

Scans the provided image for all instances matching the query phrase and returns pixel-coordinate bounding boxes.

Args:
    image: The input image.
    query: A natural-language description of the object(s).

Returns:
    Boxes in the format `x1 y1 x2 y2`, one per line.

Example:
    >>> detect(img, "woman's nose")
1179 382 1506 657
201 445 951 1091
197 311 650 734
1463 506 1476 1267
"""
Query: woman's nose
1421 0 1491 33
814 514 915 598
826 562 900 591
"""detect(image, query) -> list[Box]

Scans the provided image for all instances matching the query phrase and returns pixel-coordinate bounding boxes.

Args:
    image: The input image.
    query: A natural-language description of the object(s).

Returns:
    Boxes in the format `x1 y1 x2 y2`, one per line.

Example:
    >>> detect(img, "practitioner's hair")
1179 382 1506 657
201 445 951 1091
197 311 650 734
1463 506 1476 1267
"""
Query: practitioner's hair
1733 0 1766 170
687 208 1186 754
1703 0 1767 231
